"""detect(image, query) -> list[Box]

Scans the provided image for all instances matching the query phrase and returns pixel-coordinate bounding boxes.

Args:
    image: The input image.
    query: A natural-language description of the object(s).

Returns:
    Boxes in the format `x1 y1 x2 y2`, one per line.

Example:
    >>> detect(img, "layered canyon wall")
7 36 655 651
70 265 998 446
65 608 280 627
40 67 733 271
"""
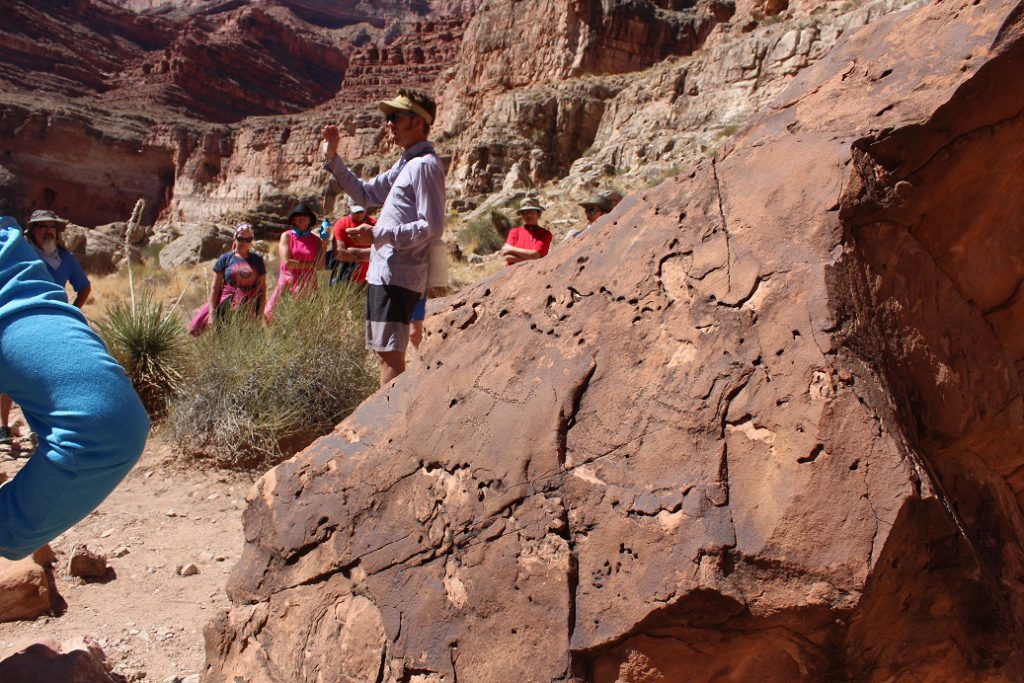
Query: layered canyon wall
204 1 1024 680
2 0 920 232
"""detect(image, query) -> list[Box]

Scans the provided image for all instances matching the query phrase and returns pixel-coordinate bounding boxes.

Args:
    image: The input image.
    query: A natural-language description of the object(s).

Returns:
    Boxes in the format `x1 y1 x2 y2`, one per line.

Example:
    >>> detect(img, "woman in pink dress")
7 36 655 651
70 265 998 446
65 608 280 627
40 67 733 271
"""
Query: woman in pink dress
264 203 324 320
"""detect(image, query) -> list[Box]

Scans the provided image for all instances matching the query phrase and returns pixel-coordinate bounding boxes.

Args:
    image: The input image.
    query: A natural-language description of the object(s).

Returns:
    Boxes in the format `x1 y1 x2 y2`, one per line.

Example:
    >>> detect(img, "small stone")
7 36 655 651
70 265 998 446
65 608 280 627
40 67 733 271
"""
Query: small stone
181 675 200 683
177 563 199 577
165 509 178 517
206 493 219 500
99 528 115 538
67 544 108 579
111 545 130 558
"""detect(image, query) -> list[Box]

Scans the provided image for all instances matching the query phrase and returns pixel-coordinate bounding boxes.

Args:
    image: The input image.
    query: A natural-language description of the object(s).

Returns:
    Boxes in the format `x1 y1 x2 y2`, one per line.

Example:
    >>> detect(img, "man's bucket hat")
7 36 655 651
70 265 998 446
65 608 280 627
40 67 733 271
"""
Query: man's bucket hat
578 193 612 212
378 93 434 126
516 199 545 213
27 210 68 229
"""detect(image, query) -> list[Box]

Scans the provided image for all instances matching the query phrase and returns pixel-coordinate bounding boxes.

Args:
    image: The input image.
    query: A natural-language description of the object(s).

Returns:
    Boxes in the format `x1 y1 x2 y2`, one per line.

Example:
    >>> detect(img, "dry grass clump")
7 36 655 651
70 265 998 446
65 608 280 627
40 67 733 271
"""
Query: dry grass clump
457 209 511 255
165 281 376 470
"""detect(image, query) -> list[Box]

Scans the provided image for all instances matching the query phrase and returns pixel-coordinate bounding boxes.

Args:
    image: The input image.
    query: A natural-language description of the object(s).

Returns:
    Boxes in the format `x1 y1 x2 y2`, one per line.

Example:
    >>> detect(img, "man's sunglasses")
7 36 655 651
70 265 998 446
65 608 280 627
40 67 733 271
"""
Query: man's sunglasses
385 111 416 124
584 207 602 214
236 237 254 243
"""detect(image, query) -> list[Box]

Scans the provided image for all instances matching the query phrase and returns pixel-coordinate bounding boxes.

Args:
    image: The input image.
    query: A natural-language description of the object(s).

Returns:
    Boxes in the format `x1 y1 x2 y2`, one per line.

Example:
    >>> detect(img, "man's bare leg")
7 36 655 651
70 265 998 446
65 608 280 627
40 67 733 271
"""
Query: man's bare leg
378 351 406 386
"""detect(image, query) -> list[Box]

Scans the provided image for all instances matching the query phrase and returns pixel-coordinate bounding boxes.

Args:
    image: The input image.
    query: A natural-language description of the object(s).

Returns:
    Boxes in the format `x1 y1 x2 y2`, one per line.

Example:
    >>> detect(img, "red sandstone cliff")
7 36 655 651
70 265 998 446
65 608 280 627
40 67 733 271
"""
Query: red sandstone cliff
0 0 475 226
204 1 1024 680
1 0 918 235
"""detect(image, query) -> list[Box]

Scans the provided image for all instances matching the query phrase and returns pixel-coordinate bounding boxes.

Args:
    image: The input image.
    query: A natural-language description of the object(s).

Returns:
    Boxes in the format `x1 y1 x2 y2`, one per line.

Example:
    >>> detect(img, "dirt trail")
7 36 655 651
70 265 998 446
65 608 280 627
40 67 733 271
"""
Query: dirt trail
0 424 253 682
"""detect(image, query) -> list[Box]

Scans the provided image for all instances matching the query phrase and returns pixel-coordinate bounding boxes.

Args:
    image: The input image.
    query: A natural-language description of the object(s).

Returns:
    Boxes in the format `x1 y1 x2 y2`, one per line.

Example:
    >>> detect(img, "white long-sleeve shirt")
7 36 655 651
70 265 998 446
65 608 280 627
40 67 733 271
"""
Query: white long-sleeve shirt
324 140 446 292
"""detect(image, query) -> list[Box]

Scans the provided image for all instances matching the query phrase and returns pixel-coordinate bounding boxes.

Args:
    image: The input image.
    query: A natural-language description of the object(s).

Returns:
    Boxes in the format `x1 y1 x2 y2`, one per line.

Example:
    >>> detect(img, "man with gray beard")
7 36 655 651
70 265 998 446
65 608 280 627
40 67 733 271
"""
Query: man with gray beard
24 210 91 308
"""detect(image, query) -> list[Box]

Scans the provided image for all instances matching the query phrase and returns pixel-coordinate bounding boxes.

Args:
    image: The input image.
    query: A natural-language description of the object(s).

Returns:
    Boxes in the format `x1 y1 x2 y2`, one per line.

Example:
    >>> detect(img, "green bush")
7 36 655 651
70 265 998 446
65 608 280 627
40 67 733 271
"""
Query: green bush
94 296 186 417
166 281 376 469
458 209 510 255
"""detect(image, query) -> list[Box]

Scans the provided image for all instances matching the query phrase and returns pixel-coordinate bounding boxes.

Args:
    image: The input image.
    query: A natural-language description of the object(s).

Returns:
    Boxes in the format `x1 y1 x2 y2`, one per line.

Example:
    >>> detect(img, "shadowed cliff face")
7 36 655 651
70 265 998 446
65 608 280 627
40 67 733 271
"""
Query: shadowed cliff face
204 1 1024 681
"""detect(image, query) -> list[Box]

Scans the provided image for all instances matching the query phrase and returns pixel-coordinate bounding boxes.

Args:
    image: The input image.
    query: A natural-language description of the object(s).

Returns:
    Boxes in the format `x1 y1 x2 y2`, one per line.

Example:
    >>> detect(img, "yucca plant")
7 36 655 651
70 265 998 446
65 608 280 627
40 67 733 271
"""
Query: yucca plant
95 296 186 416
93 197 187 416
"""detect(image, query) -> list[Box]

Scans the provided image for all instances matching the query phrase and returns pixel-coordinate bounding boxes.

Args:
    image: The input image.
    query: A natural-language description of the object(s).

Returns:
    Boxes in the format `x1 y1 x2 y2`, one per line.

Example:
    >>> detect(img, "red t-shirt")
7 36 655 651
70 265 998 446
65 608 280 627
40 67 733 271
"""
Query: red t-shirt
332 214 376 283
505 225 553 258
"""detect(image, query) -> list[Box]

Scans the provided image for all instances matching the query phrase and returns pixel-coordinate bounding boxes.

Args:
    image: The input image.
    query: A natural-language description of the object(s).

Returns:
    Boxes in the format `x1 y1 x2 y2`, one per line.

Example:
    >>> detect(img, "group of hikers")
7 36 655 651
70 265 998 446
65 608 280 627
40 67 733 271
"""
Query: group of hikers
0 86 623 565
191 87 623 385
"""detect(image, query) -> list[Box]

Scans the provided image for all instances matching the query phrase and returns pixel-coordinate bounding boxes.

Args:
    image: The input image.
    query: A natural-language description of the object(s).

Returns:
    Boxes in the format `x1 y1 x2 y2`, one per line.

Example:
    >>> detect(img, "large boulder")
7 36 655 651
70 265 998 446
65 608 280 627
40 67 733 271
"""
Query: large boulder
64 225 128 276
158 224 233 270
205 1 1024 681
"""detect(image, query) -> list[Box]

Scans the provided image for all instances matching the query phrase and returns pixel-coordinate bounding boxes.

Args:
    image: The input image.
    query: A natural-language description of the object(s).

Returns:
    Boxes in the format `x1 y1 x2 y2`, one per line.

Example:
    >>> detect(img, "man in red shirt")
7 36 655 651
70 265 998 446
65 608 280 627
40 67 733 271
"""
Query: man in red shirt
501 199 552 266
331 203 375 285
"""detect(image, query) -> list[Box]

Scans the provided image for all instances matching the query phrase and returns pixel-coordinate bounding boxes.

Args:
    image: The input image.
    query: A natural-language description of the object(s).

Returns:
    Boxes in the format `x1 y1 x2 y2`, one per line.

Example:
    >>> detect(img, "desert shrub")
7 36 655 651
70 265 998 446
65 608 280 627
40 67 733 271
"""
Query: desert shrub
166 282 376 469
458 209 510 255
94 296 186 417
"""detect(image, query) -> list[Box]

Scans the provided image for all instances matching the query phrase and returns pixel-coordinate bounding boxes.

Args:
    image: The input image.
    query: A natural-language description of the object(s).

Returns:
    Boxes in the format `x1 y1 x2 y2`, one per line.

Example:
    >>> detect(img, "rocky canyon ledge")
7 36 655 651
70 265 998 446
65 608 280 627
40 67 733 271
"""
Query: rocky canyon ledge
204 1 1024 681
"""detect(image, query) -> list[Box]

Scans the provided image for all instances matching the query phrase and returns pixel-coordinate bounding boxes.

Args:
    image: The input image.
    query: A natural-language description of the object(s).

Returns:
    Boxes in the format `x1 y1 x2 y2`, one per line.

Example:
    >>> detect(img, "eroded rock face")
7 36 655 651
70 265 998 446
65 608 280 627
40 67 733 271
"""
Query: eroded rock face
205 1 1024 681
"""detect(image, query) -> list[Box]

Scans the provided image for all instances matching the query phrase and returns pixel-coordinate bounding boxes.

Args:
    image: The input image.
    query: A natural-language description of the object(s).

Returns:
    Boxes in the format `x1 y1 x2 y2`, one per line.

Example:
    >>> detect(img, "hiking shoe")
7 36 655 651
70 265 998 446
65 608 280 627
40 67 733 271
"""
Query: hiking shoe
0 426 11 445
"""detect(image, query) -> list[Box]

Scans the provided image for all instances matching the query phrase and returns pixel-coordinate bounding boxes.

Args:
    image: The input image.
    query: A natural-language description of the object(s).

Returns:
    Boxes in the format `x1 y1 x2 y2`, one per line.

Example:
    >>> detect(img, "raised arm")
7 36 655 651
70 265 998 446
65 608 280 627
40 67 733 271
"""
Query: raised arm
322 125 399 209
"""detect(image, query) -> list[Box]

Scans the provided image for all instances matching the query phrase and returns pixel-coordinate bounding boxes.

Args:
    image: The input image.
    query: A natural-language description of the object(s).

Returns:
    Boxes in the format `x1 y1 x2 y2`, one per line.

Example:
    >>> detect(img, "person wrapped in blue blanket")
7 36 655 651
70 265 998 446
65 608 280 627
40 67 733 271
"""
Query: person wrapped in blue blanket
0 216 149 560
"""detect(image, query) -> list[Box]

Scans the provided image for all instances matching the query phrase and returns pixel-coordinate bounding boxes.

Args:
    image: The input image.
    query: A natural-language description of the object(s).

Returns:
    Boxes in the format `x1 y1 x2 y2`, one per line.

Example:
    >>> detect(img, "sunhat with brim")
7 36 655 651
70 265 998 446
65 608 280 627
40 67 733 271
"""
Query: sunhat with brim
378 94 434 125
516 201 545 214
287 203 318 225
27 209 68 230
578 194 611 212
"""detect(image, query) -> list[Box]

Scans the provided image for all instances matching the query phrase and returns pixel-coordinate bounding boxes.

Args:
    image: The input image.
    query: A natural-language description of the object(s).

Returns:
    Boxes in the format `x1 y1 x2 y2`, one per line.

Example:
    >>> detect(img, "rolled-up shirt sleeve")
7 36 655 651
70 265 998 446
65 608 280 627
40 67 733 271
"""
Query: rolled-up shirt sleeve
323 156 398 209
373 159 445 250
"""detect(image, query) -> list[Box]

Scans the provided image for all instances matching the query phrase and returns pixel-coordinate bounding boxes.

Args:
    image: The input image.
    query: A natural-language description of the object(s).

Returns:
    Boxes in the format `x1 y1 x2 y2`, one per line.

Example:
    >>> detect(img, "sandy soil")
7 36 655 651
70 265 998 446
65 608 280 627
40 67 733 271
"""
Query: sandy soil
0 418 255 683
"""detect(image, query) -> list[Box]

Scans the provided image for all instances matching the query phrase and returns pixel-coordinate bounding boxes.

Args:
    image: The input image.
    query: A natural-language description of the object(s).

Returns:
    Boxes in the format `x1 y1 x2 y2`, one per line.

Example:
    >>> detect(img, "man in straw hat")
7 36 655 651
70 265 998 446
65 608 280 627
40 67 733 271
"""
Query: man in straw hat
321 88 445 385
2 210 92 445
501 198 552 266
0 215 149 559
562 192 614 243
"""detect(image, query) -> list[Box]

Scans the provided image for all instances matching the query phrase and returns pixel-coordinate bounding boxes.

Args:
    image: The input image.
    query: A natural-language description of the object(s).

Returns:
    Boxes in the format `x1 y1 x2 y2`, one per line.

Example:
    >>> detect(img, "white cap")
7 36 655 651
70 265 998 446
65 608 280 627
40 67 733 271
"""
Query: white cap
349 204 366 213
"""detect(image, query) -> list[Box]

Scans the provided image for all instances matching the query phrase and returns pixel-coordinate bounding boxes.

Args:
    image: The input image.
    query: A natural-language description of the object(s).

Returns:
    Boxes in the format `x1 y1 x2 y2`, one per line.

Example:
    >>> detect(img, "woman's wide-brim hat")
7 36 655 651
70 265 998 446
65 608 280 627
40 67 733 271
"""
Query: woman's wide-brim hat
26 209 68 230
287 203 318 224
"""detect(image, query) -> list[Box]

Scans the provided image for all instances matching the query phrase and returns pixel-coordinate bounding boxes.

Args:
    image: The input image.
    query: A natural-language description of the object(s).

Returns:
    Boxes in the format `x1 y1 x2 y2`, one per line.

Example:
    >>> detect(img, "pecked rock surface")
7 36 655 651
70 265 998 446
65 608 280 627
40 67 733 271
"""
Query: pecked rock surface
205 1 1024 681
